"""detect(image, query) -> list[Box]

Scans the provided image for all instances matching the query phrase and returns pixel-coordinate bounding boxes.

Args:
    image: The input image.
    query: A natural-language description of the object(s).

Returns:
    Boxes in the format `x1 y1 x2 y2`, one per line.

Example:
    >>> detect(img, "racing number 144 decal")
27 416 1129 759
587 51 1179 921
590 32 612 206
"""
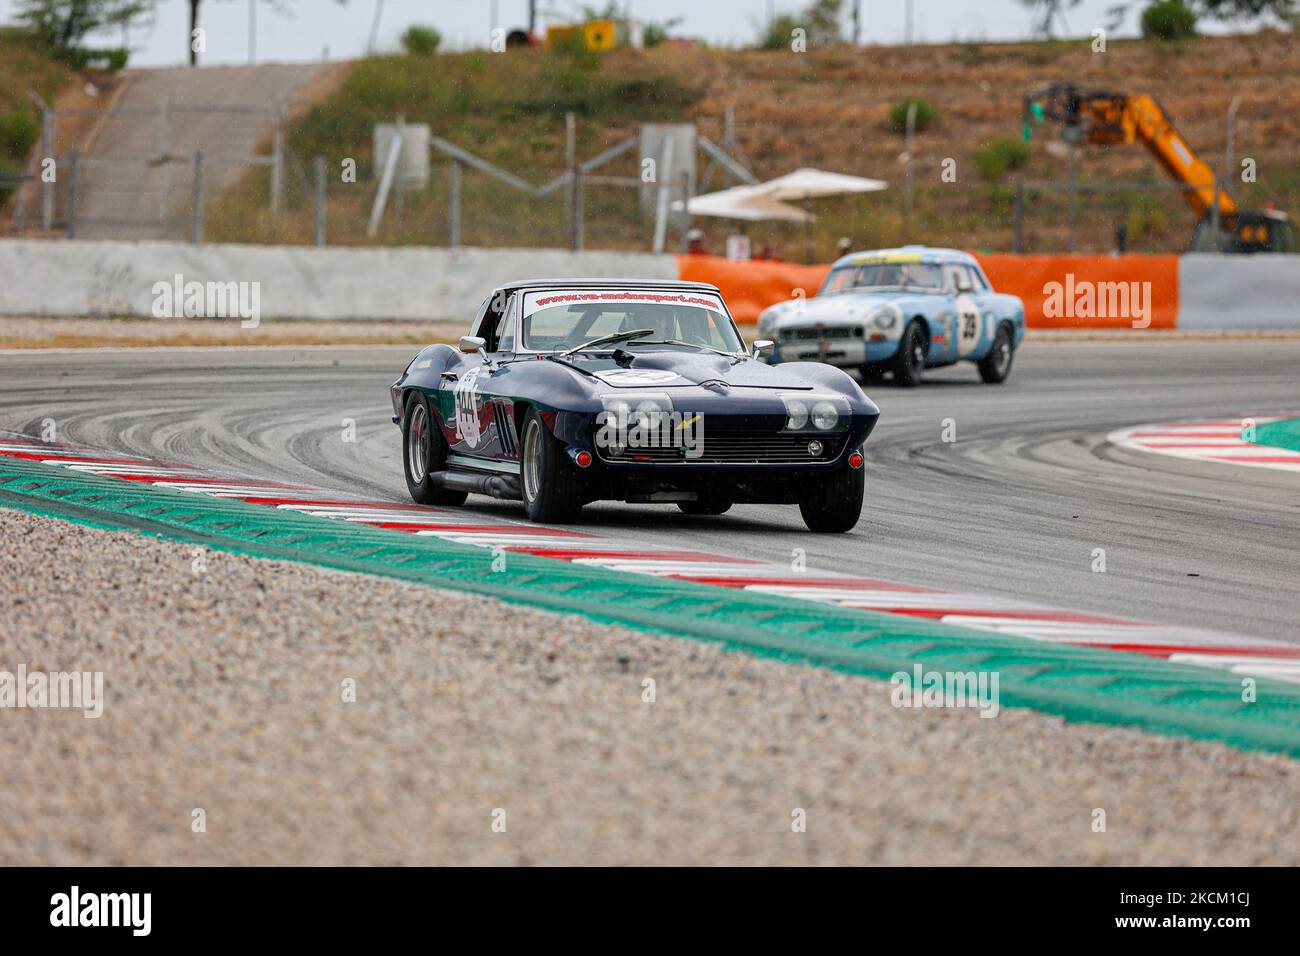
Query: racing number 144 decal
452 366 485 449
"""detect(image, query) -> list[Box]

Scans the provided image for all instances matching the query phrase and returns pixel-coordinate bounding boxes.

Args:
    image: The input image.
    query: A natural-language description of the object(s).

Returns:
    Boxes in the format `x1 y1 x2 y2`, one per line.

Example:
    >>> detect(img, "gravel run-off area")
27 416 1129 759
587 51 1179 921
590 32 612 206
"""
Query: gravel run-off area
1 507 1298 865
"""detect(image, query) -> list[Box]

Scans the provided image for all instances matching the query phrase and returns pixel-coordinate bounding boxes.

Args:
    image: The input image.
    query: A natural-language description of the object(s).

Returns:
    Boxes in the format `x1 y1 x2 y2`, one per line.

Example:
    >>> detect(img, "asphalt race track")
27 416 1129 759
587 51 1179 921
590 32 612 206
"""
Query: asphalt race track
2 339 1297 642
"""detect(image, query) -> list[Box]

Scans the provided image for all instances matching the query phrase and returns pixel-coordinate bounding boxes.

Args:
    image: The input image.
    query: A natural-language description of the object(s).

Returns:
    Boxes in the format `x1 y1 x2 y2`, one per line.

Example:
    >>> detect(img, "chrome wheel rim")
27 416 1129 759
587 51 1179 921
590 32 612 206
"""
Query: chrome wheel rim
911 338 925 371
995 332 1010 371
407 402 429 483
523 418 542 503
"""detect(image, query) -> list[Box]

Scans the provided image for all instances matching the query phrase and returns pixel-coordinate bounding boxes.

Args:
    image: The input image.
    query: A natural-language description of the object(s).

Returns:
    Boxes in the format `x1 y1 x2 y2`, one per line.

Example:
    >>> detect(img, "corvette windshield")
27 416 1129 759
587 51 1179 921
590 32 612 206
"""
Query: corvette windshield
521 296 743 353
821 262 944 294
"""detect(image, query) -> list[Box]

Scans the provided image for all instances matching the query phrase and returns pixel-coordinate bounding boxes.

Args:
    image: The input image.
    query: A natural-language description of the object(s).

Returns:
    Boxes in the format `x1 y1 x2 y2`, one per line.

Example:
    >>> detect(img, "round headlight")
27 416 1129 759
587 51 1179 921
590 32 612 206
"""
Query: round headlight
812 401 839 430
785 400 808 430
634 401 662 430
605 400 631 425
872 310 897 330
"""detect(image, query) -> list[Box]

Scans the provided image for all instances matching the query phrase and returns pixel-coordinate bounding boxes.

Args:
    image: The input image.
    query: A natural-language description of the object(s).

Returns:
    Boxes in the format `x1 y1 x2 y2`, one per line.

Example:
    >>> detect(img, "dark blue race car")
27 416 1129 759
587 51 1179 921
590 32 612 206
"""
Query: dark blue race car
390 279 880 532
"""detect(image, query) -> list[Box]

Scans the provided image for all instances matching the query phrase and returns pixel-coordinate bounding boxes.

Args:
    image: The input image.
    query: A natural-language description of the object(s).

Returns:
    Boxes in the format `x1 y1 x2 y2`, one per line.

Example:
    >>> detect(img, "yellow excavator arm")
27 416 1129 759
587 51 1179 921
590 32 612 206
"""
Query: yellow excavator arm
1024 82 1295 253
1025 83 1234 219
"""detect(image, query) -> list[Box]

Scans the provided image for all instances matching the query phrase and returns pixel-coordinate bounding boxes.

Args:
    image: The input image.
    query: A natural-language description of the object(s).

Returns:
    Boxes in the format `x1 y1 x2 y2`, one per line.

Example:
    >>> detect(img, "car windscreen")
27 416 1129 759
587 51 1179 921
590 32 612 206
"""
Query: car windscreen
520 290 743 353
821 261 944 294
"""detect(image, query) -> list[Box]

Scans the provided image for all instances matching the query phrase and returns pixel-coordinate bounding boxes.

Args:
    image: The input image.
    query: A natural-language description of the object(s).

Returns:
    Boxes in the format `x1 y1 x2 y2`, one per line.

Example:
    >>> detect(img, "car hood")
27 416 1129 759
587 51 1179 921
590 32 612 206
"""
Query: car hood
562 351 816 390
763 291 932 329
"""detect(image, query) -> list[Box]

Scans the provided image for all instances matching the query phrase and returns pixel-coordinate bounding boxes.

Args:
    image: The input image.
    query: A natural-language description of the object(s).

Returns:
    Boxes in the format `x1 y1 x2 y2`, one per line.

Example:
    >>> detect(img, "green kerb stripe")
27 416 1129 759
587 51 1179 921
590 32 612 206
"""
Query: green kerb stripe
1250 418 1300 454
2 456 1299 758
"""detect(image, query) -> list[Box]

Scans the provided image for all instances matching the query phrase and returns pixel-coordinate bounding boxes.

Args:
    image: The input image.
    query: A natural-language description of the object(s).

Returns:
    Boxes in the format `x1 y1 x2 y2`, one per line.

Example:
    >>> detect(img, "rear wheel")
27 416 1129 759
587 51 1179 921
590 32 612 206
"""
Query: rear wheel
403 391 468 506
977 323 1015 384
798 463 865 533
892 321 927 387
520 406 584 523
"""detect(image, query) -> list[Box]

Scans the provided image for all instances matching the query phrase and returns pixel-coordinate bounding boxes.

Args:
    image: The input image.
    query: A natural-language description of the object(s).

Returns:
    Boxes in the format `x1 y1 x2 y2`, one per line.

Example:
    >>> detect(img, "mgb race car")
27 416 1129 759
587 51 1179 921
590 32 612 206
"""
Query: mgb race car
757 247 1026 386
390 279 879 532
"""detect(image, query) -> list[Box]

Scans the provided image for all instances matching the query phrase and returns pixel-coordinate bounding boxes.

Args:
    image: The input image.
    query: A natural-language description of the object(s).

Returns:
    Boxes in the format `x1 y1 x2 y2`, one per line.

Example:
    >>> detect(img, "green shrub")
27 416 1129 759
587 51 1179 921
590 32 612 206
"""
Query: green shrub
0 110 39 161
0 156 20 199
1141 1 1197 42
888 98 937 134
102 47 129 71
400 25 442 56
70 46 130 71
759 14 802 50
976 137 1031 183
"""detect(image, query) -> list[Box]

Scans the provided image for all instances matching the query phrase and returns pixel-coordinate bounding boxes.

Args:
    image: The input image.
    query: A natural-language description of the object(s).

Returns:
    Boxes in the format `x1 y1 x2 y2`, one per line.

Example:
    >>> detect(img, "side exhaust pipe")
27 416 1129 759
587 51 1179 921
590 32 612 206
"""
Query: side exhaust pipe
429 470 521 501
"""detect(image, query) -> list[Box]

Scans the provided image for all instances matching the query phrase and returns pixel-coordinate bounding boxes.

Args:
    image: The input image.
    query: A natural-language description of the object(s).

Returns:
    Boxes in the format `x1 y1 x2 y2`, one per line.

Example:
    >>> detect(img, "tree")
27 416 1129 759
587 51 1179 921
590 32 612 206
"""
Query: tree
16 0 155 59
186 1 348 68
758 0 844 48
1141 0 1199 38
1018 0 1083 38
1194 0 1295 19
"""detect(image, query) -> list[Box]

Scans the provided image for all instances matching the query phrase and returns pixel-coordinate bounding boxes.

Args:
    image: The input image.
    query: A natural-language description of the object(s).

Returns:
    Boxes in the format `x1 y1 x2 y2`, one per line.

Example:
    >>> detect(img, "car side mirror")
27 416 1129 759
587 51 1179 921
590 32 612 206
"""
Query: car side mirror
459 335 487 355
751 339 775 359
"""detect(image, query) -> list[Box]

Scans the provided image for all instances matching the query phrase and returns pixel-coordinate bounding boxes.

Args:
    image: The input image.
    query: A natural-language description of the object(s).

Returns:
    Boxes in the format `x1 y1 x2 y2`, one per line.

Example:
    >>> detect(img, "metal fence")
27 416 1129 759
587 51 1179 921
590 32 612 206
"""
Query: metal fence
8 101 285 240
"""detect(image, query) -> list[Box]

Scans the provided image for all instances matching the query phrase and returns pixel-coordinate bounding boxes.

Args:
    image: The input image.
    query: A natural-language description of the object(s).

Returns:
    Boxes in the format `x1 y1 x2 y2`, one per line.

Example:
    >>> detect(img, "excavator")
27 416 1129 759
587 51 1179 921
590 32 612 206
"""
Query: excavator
1024 83 1296 254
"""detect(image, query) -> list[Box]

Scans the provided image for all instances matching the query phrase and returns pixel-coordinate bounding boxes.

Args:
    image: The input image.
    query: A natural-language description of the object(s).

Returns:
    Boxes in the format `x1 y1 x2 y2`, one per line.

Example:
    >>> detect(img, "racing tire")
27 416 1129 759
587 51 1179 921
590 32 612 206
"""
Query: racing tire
860 362 886 385
520 405 584 523
678 497 733 516
403 391 469 506
977 322 1015 384
798 463 865 533
891 320 927 388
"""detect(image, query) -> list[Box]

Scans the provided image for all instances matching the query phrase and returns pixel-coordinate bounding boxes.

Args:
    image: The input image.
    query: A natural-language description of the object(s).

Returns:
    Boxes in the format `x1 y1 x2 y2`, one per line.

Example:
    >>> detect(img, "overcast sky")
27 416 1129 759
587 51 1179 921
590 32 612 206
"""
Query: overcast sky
0 0 1271 67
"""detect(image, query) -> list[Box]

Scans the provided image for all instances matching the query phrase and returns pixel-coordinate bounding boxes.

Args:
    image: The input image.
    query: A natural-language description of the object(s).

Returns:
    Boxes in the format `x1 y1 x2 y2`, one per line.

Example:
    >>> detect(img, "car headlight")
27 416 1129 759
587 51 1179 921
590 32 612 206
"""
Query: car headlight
602 399 632 426
812 401 839 430
784 399 809 430
871 308 898 330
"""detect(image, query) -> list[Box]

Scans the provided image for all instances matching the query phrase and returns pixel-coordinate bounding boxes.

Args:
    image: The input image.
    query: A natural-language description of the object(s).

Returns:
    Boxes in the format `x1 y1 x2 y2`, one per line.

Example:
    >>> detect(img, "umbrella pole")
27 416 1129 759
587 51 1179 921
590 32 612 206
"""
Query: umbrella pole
803 194 812 263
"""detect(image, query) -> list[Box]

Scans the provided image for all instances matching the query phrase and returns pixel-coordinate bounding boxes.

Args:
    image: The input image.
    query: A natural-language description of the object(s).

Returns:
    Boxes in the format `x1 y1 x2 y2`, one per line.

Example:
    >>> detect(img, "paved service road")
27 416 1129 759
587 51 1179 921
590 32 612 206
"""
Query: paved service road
2 339 1297 641
76 63 333 240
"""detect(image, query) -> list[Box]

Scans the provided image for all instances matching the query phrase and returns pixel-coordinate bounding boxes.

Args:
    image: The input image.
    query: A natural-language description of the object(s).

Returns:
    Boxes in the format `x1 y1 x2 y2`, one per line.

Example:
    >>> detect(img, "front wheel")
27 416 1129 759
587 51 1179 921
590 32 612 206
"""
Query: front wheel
977 323 1015 384
403 391 468 506
520 406 584 523
798 462 865 533
891 321 927 387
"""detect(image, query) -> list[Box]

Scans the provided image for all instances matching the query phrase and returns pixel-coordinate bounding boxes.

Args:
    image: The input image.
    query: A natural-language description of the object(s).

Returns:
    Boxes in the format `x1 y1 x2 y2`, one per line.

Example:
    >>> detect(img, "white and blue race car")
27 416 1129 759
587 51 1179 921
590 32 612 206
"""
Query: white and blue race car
757 247 1026 386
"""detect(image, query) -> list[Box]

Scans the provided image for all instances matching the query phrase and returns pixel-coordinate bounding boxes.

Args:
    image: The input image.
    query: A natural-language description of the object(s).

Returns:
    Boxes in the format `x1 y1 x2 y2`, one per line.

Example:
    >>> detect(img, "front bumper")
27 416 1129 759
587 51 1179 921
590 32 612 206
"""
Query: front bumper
772 337 898 366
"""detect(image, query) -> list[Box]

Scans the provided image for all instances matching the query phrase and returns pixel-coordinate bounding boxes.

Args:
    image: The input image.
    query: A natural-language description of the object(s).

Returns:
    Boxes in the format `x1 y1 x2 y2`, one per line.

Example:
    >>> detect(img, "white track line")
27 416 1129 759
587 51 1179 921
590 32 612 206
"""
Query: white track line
1109 417 1300 473
5 431 1299 684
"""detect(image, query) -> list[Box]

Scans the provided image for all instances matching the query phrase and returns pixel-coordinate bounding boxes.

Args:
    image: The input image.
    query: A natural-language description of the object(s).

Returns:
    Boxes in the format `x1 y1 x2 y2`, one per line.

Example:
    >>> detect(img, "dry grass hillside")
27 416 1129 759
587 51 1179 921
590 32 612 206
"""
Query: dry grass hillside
201 30 1299 257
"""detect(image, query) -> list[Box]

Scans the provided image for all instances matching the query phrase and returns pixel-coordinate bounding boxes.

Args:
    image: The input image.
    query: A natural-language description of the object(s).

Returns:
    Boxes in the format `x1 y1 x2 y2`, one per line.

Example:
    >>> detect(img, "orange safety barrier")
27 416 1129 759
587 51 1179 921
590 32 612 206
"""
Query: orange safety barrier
973 254 1179 330
677 255 831 326
678 253 1181 330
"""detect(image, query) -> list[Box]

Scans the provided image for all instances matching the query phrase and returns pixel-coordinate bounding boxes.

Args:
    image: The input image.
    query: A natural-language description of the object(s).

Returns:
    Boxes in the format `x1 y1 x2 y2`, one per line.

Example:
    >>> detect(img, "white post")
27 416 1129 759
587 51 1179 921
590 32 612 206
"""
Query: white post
367 128 403 238
271 118 285 214
652 136 675 253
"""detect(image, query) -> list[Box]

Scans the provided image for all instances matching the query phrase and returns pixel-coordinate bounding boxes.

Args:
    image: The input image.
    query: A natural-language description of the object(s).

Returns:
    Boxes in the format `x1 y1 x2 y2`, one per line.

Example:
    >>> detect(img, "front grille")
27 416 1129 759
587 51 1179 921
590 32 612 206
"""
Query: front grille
781 326 861 341
598 432 846 465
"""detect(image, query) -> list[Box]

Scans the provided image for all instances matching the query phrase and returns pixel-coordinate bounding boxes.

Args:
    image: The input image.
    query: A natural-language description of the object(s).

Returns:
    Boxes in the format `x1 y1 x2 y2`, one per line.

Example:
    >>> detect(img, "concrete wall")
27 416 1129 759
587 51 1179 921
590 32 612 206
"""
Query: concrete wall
3 239 1299 330
1177 254 1300 330
0 240 677 321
